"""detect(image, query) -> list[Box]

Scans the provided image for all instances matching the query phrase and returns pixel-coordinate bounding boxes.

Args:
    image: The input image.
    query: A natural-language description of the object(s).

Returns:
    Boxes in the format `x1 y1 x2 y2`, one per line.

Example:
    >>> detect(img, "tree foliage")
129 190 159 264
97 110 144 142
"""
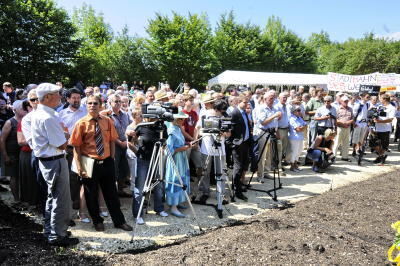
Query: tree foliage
212 12 264 73
0 0 79 86
145 12 214 88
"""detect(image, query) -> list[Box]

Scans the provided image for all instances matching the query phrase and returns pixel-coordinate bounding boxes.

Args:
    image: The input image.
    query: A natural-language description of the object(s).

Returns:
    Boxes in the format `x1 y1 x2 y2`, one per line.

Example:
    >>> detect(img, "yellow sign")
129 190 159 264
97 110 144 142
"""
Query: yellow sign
380 86 396 92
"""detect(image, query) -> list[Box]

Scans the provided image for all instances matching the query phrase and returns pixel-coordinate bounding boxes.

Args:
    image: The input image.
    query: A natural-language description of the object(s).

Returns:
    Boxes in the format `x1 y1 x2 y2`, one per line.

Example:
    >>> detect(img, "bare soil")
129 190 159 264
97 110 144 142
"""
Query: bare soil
1 171 398 265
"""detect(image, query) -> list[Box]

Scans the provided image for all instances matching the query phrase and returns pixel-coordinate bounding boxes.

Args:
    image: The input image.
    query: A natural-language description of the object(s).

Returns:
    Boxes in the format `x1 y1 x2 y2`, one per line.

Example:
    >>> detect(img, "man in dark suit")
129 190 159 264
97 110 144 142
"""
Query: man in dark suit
228 95 252 200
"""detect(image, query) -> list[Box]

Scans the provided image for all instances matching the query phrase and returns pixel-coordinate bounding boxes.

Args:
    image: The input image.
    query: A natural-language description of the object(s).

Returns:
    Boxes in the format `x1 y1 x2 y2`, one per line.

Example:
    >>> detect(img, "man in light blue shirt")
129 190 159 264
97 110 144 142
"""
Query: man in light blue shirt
255 91 281 182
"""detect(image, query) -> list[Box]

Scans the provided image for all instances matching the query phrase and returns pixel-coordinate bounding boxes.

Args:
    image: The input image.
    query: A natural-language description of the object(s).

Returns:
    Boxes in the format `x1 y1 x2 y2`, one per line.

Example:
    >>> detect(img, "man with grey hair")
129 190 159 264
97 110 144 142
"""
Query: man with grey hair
256 91 281 182
31 83 78 246
315 95 337 136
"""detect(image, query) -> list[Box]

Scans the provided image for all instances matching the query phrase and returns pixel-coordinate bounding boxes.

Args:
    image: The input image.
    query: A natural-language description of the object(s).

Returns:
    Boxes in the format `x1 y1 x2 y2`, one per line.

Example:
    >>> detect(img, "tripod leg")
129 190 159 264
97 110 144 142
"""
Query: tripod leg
214 156 223 218
131 144 161 242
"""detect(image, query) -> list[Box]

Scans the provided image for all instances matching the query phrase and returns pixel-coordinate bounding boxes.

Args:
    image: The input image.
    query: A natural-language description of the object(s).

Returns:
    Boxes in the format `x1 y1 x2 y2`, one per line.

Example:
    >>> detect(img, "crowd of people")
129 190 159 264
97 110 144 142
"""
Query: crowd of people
0 80 398 247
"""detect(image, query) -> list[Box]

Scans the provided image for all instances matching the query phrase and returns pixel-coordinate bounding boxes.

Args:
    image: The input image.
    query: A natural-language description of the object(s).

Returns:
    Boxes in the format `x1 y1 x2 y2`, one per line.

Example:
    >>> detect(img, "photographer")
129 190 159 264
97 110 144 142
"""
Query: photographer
306 129 336 173
314 95 337 135
372 93 396 164
195 99 231 204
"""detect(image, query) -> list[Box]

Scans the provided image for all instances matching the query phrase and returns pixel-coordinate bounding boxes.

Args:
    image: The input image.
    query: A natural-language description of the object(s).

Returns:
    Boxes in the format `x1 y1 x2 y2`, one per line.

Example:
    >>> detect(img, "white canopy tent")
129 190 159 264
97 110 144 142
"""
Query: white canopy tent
208 70 327 90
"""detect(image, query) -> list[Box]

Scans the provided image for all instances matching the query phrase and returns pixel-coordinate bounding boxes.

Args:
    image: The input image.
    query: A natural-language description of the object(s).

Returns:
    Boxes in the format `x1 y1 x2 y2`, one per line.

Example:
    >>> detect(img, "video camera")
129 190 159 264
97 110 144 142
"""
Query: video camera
201 116 233 134
141 102 178 122
367 106 387 120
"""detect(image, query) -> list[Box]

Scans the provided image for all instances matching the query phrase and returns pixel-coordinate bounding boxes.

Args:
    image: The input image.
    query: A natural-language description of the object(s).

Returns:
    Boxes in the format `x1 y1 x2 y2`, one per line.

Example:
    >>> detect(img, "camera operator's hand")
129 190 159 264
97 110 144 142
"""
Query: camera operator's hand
126 129 136 138
275 111 282 119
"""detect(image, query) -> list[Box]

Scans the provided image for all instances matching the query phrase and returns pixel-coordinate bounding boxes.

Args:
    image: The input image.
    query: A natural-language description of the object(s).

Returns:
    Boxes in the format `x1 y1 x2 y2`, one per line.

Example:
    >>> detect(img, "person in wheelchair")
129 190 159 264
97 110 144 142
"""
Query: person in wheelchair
306 129 336 173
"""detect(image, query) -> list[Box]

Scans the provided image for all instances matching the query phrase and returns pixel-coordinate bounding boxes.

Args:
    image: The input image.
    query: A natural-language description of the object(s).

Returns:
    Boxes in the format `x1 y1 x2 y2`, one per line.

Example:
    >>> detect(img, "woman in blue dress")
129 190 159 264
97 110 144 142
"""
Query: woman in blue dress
165 110 191 218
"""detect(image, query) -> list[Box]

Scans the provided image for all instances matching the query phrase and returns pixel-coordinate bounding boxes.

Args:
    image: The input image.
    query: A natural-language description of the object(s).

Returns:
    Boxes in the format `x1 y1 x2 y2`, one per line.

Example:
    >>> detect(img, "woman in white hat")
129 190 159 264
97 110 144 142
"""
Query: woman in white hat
164 110 191 217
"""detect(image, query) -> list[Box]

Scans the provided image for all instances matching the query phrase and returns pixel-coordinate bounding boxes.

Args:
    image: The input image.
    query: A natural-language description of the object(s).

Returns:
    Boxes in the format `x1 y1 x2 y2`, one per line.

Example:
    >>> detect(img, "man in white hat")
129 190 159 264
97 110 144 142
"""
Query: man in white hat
31 83 78 246
332 95 353 161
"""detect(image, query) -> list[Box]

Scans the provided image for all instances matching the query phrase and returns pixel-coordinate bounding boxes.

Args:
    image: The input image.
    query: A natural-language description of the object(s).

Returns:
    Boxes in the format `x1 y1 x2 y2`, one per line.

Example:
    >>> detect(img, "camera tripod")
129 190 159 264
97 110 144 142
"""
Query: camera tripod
193 133 234 218
246 129 282 201
130 128 203 242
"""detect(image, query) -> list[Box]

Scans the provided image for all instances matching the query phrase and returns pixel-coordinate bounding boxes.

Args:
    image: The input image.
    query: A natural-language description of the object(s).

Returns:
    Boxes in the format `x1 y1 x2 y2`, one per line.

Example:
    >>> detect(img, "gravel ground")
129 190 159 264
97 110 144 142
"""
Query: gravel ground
0 144 399 264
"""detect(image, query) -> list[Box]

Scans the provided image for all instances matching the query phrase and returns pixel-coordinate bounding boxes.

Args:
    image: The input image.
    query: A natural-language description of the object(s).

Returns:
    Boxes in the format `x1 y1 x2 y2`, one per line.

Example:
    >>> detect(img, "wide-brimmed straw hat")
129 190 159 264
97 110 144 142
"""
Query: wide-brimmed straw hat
202 93 216 104
154 90 169 101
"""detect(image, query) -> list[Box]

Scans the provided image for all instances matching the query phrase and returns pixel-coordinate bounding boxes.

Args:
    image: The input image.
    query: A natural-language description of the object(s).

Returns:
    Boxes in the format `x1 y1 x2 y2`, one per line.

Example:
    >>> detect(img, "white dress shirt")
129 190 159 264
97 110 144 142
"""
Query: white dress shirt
58 105 87 134
31 104 66 158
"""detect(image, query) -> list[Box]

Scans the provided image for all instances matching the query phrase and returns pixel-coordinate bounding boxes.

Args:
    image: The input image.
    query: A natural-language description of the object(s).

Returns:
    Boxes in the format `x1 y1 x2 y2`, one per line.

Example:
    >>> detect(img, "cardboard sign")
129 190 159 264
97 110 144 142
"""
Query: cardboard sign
359 85 380 96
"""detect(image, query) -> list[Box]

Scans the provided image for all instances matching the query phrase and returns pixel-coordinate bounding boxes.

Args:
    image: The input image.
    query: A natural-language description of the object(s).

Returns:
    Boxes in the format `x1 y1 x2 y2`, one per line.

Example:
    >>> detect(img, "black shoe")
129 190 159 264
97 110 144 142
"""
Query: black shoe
0 185 8 192
48 237 79 247
282 161 290 166
341 158 351 162
94 223 105 231
236 192 248 201
69 220 76 227
381 155 388 164
115 223 133 231
373 156 382 164
199 195 208 204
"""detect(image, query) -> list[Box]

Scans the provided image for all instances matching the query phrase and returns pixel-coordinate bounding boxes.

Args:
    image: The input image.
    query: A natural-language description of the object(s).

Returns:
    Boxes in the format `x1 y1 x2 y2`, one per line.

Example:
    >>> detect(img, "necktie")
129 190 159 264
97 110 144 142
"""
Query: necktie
93 118 104 156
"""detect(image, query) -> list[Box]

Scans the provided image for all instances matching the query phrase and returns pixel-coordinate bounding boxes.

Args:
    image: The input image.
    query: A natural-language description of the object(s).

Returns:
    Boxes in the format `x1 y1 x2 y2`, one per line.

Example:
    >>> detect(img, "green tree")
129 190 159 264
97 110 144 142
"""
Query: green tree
100 26 147 84
212 12 265 73
262 16 316 73
145 12 214 88
0 0 79 86
316 33 400 74
70 3 113 85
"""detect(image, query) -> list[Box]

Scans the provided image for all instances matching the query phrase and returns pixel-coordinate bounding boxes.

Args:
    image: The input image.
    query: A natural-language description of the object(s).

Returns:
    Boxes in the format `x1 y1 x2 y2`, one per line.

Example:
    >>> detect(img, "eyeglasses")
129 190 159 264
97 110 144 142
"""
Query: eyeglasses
29 98 38 102
324 100 331 103
87 102 99 105
113 100 122 103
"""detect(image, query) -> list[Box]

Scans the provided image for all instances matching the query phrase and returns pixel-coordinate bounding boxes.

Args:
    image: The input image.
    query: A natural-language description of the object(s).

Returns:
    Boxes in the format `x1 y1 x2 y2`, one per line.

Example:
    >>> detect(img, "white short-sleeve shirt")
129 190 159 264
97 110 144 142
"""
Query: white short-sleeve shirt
31 104 66 158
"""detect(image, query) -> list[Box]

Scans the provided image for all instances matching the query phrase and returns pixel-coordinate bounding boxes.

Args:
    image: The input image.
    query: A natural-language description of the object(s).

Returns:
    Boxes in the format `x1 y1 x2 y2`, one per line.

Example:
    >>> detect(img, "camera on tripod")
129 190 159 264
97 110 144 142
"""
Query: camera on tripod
201 116 233 134
141 102 178 122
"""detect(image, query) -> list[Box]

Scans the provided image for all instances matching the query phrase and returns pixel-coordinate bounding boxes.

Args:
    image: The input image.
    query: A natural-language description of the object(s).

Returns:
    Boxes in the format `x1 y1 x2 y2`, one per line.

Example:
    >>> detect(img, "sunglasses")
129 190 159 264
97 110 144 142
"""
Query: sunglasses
29 98 39 102
87 102 99 105
113 100 122 103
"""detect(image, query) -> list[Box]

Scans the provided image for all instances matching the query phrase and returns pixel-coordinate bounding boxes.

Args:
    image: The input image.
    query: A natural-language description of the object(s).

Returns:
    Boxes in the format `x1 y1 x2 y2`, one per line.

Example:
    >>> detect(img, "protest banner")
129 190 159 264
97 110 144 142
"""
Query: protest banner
328 72 400 93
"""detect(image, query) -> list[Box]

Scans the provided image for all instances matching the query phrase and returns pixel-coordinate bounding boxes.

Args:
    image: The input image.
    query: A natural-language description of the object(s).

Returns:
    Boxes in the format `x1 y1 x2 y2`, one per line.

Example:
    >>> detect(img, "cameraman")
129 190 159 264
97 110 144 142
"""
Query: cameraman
195 99 231 203
372 93 396 163
127 118 168 225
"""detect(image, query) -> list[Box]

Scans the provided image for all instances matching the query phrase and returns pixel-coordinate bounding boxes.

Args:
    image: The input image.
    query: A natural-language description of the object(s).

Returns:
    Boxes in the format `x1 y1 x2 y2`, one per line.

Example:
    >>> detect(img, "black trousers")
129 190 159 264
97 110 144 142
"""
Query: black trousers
66 147 81 210
232 140 250 192
81 157 126 226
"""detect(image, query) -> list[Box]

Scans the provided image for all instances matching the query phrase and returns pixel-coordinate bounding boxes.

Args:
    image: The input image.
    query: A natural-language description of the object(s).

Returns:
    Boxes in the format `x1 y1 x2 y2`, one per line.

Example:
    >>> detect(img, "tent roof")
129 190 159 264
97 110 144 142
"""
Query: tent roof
208 70 327 88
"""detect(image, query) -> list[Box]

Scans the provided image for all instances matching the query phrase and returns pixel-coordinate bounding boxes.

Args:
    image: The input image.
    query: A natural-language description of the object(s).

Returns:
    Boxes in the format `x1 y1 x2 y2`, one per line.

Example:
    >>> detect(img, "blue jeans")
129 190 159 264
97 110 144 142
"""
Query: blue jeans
132 158 164 217
307 149 322 162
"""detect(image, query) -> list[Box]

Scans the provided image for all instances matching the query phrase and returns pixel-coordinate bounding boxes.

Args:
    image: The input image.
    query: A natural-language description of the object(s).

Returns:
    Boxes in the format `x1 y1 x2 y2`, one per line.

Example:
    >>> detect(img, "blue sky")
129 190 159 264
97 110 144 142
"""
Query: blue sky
55 0 400 42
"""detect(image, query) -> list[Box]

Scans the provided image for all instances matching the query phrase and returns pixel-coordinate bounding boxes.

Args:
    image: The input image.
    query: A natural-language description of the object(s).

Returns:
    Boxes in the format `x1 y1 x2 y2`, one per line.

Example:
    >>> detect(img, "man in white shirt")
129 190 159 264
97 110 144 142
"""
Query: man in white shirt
372 93 396 164
31 83 78 247
58 88 87 210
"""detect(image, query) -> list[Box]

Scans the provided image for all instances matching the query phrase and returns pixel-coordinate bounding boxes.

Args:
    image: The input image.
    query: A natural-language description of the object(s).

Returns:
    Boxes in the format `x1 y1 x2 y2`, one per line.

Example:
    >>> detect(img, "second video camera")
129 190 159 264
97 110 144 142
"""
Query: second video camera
201 116 233 134
141 102 178 122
